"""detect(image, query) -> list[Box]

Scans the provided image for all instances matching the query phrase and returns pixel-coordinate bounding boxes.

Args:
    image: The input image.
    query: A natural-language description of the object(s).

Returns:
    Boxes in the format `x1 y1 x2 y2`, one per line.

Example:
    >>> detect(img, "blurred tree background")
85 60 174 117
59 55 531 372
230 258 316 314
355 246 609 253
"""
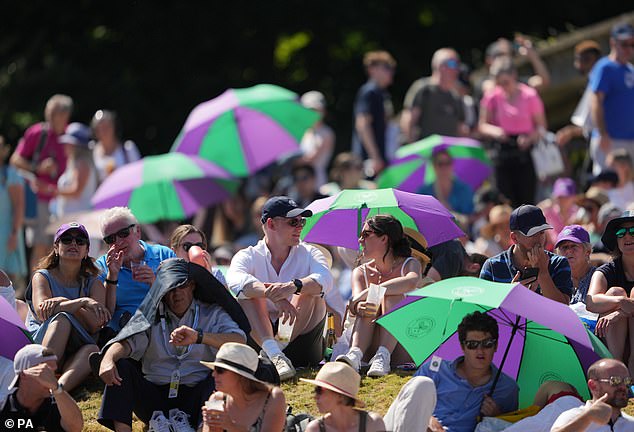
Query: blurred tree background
0 1 632 156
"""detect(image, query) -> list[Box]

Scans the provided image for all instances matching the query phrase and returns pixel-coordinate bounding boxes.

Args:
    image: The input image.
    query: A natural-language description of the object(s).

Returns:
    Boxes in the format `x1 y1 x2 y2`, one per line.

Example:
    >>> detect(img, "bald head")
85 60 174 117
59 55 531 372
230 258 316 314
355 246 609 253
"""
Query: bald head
588 358 628 380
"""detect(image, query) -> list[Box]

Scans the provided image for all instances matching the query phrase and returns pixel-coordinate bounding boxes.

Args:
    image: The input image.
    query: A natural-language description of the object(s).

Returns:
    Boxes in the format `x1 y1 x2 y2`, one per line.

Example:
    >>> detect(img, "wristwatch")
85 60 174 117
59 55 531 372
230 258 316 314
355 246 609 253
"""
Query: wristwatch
52 382 64 395
293 278 303 294
196 328 204 344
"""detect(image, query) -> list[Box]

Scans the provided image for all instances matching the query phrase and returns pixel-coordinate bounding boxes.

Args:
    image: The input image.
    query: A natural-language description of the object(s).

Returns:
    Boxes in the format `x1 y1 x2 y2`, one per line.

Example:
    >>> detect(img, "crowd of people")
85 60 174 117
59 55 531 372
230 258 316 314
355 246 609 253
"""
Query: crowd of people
0 22 634 432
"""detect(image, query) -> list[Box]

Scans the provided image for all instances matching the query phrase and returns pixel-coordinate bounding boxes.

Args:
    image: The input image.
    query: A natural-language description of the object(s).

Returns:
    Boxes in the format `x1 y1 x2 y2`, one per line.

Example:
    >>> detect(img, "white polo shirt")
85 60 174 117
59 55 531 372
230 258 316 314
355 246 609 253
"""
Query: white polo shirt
227 239 333 321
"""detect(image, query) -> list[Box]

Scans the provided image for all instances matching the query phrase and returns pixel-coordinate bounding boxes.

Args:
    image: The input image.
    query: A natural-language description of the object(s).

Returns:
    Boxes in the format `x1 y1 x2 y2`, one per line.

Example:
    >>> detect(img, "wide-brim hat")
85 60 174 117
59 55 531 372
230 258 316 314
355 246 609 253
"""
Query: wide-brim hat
300 361 365 407
481 204 513 239
575 187 609 208
601 210 634 252
200 342 266 384
403 227 431 268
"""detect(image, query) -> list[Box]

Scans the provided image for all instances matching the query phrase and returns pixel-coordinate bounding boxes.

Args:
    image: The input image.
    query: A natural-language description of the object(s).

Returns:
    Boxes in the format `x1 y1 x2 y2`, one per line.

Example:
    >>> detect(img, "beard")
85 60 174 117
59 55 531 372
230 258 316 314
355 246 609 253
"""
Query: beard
607 391 629 409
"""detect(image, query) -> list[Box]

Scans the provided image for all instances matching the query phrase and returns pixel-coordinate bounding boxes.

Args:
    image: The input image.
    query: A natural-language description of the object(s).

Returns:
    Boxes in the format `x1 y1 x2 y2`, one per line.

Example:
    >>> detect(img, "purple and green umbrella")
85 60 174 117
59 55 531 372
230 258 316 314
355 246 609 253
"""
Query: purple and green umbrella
300 188 464 250
377 277 611 407
171 84 319 177
91 153 238 223
377 134 491 193
0 296 31 360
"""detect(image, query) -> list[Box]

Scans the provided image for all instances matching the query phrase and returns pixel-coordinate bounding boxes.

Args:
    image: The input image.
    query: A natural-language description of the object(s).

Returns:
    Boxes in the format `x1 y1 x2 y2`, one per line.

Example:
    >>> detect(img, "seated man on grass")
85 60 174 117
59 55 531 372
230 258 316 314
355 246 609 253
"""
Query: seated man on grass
93 258 250 432
383 311 518 432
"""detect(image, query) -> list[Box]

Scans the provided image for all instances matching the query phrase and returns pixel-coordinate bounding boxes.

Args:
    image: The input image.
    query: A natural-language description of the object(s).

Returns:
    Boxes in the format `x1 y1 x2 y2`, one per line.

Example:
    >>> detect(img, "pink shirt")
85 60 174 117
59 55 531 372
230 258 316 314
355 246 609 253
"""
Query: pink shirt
481 83 544 135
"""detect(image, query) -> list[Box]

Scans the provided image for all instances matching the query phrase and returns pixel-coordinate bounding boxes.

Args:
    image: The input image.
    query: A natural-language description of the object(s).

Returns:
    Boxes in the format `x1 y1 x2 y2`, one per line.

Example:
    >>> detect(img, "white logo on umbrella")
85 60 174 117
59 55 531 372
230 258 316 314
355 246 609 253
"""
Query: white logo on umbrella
451 286 484 297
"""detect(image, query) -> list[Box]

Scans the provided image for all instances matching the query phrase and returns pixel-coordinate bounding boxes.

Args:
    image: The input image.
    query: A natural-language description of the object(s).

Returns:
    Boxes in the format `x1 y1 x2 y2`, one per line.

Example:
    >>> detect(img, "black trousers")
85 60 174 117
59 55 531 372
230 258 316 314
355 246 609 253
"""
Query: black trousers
493 154 536 207
97 358 215 430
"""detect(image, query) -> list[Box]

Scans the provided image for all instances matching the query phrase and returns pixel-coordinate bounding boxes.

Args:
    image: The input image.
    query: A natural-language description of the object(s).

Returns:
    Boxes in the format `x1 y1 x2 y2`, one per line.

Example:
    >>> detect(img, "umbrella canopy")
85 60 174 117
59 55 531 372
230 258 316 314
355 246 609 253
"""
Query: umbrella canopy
378 134 491 193
377 277 610 407
91 153 238 223
171 84 319 177
300 188 464 250
0 296 31 360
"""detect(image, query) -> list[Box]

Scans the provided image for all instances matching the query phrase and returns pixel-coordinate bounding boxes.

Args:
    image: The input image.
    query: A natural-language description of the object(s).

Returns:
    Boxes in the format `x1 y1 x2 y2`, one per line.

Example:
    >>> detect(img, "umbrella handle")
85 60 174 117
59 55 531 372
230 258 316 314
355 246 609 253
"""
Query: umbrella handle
489 315 521 397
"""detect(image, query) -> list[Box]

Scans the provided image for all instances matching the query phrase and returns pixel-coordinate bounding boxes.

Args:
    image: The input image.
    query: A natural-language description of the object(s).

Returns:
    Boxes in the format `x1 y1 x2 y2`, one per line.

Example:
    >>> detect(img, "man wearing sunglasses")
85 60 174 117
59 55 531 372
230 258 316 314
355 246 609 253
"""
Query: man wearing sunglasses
480 204 573 305
404 47 467 142
95 207 175 333
552 358 634 431
589 22 634 176
227 196 333 381
385 311 518 432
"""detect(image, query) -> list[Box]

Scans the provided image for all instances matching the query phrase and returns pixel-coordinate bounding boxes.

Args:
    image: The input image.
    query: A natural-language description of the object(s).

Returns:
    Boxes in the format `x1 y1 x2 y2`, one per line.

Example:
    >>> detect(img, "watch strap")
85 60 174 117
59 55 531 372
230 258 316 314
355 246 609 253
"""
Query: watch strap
196 328 204 344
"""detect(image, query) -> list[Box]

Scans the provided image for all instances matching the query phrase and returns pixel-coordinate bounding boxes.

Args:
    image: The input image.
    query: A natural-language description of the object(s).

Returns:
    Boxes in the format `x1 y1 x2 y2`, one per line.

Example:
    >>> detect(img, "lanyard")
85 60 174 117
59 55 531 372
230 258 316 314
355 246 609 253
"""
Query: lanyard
159 301 200 361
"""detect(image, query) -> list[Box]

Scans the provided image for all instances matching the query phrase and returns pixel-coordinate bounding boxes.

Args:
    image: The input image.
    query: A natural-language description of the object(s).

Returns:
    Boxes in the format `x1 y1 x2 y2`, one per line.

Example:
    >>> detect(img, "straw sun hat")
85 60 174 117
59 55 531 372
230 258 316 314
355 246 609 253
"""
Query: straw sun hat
300 361 365 407
200 342 265 384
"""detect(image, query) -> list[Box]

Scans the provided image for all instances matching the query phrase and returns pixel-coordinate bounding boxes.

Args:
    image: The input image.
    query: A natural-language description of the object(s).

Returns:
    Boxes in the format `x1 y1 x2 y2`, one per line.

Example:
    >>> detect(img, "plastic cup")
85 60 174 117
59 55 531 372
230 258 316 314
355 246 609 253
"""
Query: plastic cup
205 398 225 412
276 319 294 347
131 260 146 280
366 283 386 312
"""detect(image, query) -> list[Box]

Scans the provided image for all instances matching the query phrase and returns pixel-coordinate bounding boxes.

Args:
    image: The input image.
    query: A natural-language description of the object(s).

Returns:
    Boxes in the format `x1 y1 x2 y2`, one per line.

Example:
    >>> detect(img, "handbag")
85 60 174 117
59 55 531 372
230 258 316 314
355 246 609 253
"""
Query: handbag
530 131 564 181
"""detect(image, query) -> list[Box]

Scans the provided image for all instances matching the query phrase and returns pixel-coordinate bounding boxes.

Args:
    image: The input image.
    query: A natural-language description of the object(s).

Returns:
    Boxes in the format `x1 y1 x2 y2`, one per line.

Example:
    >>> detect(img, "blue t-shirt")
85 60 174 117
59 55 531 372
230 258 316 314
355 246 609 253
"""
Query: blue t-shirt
418 178 475 215
414 357 519 432
479 246 573 299
95 240 176 331
351 80 389 161
589 56 634 139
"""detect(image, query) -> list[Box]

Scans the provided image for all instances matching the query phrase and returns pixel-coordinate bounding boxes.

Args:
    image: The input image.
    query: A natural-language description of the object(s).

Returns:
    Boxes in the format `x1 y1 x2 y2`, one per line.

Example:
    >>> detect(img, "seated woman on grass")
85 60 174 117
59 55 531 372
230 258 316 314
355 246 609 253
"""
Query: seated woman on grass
336 215 423 377
25 222 110 392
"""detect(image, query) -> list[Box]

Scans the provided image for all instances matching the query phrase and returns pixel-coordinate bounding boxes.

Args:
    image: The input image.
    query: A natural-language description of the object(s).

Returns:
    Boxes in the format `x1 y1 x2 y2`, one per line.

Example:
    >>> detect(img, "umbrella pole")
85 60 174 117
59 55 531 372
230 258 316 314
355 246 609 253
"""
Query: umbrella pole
489 315 521 396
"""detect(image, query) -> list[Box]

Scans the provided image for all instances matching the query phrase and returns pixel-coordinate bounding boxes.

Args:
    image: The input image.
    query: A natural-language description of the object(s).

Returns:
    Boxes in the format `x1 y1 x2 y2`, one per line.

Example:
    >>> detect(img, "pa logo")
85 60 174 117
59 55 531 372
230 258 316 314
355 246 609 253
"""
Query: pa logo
406 317 436 339
451 286 484 297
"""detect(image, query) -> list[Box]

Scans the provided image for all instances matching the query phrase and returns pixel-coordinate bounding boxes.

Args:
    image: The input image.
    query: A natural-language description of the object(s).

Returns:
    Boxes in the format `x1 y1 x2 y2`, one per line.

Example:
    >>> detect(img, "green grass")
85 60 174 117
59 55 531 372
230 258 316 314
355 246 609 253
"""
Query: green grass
77 368 634 431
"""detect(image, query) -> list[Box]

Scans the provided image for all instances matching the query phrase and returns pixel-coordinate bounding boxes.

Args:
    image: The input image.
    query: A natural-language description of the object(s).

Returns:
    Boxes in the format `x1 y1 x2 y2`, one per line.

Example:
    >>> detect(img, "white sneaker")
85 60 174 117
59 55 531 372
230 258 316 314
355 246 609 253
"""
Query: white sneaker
271 353 296 381
148 410 172 432
336 347 362 372
367 346 391 377
168 408 195 432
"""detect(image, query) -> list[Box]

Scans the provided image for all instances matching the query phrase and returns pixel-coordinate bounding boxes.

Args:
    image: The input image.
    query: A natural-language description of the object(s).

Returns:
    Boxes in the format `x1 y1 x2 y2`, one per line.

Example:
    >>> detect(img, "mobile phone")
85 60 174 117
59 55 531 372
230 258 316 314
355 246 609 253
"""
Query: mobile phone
520 267 539 280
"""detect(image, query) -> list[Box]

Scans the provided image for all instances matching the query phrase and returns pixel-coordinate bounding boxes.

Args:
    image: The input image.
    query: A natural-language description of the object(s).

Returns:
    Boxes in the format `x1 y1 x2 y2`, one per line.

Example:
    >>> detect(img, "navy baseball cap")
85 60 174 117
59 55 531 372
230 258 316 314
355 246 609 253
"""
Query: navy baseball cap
509 204 552 236
261 196 312 224
611 23 634 41
59 122 92 147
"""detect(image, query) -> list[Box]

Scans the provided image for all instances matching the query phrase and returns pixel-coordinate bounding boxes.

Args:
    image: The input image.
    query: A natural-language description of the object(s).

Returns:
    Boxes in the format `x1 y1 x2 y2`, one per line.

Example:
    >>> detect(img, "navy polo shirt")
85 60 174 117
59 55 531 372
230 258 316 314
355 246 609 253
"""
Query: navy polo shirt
479 246 573 299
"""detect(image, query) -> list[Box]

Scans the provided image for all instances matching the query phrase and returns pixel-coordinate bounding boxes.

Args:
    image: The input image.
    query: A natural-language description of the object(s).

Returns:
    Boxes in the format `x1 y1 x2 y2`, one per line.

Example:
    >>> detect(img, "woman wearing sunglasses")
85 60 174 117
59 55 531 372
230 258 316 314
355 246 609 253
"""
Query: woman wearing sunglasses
168 224 227 287
24 222 110 391
337 215 422 377
587 210 634 371
201 342 286 432
301 361 384 432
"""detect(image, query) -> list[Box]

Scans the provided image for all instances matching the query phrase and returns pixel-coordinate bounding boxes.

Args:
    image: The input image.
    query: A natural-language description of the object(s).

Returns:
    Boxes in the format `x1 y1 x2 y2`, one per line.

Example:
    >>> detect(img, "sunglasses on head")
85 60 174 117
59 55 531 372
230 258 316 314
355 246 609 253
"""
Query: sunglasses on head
596 376 633 387
182 241 205 252
462 338 497 350
103 224 136 245
59 235 88 246
616 227 634 239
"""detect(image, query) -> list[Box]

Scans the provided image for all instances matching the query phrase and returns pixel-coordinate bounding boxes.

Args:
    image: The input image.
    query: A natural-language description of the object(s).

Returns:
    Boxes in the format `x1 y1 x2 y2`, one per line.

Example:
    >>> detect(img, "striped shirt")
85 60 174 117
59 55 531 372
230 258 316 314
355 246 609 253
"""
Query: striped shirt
479 246 573 298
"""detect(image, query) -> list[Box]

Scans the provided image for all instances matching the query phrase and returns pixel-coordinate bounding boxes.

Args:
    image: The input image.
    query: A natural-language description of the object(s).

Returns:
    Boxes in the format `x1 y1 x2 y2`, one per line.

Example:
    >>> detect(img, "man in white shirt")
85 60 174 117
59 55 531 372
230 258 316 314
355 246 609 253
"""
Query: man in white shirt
552 358 634 431
227 196 333 380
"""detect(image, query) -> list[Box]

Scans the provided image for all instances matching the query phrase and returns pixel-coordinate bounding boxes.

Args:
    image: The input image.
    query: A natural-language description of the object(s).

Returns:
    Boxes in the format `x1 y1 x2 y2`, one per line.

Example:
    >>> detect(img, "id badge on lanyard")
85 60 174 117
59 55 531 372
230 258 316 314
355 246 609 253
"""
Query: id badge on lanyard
169 369 181 398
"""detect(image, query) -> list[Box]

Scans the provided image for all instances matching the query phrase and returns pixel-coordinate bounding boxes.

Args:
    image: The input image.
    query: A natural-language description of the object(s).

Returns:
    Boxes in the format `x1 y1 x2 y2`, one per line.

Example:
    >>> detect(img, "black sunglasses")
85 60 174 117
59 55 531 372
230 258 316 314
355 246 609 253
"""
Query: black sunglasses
103 224 136 245
616 227 634 239
462 338 497 350
283 217 306 228
214 367 227 375
59 235 88 246
182 241 205 252
596 376 633 387
359 229 381 239
314 386 324 395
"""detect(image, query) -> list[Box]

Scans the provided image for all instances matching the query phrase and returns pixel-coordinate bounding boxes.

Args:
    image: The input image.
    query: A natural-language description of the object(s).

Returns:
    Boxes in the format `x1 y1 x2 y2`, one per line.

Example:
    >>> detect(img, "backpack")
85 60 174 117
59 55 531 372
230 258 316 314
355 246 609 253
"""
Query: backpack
285 406 314 432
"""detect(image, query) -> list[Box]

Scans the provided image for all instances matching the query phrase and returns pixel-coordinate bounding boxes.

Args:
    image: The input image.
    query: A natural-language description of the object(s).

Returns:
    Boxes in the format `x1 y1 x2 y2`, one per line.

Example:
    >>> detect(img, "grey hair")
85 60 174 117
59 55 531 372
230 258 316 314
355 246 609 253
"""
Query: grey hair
99 206 138 235
431 48 458 71
44 94 73 120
